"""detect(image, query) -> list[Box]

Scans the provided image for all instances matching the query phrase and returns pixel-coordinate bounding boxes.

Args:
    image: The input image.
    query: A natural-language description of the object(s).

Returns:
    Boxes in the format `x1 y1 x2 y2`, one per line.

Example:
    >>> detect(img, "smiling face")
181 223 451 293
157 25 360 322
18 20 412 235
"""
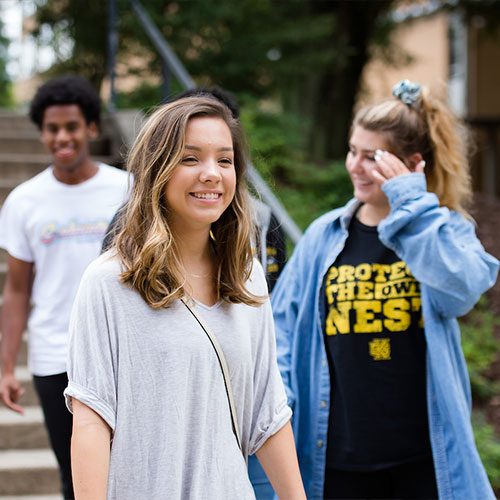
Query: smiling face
164 116 236 235
346 126 392 213
40 104 97 176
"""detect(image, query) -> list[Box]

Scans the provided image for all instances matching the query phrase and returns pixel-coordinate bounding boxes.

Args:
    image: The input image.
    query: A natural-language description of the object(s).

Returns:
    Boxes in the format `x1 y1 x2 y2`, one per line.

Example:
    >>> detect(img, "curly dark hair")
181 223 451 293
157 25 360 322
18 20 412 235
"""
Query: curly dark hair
29 75 101 129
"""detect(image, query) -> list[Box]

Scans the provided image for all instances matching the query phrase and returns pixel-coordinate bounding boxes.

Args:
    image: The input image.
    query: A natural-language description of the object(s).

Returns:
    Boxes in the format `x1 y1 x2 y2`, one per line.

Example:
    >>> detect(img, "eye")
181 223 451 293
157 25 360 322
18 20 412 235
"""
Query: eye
67 123 79 132
181 156 198 165
366 155 376 162
219 157 234 167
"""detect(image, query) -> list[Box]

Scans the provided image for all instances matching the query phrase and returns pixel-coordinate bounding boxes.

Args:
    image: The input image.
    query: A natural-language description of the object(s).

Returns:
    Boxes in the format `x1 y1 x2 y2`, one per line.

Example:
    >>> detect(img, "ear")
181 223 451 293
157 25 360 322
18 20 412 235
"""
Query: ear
406 153 423 172
87 121 98 139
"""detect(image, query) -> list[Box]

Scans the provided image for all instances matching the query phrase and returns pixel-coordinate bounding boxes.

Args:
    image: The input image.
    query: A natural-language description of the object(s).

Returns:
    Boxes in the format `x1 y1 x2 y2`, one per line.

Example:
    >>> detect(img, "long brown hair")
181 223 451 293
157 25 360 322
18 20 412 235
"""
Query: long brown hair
115 97 263 308
353 85 472 218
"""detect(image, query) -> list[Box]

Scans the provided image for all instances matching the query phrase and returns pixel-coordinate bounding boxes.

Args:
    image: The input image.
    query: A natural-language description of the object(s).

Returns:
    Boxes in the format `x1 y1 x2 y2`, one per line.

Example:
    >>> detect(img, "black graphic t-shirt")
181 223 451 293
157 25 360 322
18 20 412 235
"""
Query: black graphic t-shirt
263 213 287 292
323 215 431 470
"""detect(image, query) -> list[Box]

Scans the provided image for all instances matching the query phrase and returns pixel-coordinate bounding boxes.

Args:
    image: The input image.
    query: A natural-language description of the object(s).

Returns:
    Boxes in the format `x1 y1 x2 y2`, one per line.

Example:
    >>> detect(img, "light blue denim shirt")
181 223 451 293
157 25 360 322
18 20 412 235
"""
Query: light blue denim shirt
269 174 499 500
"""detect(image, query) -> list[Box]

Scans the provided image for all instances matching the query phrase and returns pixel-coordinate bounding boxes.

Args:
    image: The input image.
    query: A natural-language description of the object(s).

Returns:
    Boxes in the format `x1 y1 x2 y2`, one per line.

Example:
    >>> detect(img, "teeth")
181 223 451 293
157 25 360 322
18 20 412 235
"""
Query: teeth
193 193 219 199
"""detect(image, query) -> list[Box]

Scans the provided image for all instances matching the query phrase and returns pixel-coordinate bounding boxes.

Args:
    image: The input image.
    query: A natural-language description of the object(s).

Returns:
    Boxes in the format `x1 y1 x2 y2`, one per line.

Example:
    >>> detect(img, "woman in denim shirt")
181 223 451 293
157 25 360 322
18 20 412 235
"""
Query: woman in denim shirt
271 80 499 500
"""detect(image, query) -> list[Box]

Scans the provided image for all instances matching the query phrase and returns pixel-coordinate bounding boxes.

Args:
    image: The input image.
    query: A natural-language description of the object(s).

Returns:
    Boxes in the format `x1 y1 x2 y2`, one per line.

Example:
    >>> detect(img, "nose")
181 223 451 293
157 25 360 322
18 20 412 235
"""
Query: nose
199 159 221 183
55 128 70 143
346 152 363 173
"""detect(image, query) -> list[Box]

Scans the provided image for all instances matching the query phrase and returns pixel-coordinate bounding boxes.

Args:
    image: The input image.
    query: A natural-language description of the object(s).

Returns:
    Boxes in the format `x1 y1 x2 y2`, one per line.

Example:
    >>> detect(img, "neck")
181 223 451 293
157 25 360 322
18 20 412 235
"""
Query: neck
173 227 218 306
173 226 216 274
53 157 98 185
174 227 212 261
357 203 390 227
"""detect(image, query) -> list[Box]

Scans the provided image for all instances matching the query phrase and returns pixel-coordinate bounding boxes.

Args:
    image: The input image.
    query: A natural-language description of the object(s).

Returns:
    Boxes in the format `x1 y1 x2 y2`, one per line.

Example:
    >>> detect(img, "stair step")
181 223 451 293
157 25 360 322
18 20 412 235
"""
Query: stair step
0 449 60 496
0 113 37 130
0 406 50 450
0 154 51 184
0 448 56 469
16 366 39 407
0 496 62 500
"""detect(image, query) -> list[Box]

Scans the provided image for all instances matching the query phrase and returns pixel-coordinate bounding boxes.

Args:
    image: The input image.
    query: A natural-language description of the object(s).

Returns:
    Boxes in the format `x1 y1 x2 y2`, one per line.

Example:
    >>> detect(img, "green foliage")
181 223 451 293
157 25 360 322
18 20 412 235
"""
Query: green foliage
461 297 500 489
115 82 162 110
32 0 108 89
472 410 500 490
274 161 352 232
0 17 13 108
29 0 398 160
240 96 352 231
460 296 500 399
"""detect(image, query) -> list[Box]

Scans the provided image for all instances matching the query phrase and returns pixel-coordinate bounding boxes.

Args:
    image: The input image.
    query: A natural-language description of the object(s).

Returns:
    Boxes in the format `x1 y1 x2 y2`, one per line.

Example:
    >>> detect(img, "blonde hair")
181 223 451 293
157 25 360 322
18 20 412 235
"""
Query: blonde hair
353 86 472 218
115 97 262 308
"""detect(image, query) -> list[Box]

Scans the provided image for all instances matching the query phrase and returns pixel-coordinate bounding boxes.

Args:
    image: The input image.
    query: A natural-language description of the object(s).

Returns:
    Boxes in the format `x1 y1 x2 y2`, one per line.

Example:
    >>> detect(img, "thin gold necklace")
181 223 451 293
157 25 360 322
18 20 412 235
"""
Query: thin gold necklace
186 270 212 279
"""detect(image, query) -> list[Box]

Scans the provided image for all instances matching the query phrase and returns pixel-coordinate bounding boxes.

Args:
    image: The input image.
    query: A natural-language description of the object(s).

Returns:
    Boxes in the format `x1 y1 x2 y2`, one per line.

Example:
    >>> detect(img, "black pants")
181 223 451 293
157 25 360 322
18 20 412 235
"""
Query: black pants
33 372 74 500
323 458 438 500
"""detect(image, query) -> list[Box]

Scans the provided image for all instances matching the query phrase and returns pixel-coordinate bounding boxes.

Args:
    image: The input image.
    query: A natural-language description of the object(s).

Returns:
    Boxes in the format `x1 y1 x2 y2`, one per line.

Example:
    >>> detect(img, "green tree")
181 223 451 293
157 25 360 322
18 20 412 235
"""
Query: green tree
0 17 13 107
122 0 397 159
31 0 108 89
29 0 398 159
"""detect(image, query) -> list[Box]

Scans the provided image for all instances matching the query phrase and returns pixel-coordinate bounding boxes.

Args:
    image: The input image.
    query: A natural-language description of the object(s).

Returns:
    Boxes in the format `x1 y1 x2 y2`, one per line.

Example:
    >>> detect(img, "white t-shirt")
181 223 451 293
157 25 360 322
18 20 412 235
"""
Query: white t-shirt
65 254 291 499
0 164 130 375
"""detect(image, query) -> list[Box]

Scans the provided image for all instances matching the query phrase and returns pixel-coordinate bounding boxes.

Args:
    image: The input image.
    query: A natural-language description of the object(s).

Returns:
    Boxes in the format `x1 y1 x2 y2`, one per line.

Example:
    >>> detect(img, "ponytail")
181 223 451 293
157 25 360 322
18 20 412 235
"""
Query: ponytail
419 88 472 218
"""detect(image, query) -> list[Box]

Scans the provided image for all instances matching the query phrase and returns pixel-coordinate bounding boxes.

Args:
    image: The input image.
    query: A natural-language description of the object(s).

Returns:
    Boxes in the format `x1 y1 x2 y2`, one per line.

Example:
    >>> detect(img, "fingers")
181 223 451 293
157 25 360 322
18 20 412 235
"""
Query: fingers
0 379 25 414
415 160 426 173
5 398 25 414
374 150 410 180
370 168 387 186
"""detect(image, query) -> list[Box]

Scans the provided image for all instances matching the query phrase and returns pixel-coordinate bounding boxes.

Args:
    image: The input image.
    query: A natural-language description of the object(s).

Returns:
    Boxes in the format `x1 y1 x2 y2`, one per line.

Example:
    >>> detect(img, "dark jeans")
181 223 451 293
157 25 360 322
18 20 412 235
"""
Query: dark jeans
33 371 74 500
323 458 438 500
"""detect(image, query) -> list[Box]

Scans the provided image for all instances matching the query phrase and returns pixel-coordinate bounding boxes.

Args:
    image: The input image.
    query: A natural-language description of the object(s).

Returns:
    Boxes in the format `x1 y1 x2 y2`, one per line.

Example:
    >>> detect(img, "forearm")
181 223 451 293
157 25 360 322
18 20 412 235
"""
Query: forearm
256 420 306 500
1 286 30 375
71 398 111 500
380 178 499 315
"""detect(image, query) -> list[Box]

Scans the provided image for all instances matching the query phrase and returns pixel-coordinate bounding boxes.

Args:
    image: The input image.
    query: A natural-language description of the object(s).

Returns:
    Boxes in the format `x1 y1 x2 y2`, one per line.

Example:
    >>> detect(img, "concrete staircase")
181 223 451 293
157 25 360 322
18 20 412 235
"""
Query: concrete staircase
0 109 121 499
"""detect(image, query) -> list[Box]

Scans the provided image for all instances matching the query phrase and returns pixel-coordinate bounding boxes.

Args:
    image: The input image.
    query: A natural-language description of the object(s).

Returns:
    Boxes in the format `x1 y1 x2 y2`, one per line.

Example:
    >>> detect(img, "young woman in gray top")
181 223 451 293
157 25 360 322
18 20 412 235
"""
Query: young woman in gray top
64 97 306 499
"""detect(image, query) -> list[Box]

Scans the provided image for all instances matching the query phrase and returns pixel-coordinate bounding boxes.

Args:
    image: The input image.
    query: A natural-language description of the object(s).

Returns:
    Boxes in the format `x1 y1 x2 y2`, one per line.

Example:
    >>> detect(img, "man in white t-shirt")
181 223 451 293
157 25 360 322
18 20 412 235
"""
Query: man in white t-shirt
0 76 129 499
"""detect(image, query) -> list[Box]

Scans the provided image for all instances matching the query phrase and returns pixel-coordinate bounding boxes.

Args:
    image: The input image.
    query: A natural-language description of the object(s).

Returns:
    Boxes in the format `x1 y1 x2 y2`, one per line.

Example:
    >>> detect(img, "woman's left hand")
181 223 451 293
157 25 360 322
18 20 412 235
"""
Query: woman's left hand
371 150 425 185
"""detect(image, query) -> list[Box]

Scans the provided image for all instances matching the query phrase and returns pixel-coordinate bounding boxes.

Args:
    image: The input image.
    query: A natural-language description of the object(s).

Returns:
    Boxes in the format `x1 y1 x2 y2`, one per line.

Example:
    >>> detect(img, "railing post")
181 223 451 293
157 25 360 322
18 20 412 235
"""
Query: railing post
108 0 118 112
161 60 171 103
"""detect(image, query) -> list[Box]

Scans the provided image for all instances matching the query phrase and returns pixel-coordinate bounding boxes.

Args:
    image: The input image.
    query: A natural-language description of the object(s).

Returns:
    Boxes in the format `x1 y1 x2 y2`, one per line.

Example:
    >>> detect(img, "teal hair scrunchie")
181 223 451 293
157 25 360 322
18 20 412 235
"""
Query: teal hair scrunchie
392 79 421 108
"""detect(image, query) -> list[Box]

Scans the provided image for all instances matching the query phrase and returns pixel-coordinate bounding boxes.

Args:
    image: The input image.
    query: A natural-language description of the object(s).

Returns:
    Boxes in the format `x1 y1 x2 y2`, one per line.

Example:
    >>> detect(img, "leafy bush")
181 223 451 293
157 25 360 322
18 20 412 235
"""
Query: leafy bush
460 297 500 490
240 96 352 231
460 297 500 399
115 81 183 111
472 410 500 490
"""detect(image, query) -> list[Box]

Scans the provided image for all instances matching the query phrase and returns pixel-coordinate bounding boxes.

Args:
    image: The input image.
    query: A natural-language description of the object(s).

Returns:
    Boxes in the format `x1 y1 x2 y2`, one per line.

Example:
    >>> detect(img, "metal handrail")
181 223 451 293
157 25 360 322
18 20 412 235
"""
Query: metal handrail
128 0 196 92
108 0 303 244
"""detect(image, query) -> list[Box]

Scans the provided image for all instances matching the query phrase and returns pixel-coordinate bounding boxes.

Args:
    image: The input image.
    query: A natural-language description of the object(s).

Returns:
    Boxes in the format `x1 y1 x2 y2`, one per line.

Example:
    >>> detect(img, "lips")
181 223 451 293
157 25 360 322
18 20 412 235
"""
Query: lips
191 192 222 199
54 147 76 159
354 179 373 187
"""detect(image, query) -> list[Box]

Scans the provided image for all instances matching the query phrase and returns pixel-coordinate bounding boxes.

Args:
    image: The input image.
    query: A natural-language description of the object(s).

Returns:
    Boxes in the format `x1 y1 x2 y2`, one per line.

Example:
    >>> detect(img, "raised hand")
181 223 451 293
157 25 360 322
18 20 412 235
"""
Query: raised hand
370 149 425 185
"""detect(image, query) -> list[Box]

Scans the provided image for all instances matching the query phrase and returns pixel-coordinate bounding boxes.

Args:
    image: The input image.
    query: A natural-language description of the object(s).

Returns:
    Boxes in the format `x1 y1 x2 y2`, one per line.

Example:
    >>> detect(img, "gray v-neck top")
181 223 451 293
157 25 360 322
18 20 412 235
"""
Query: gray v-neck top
65 253 291 499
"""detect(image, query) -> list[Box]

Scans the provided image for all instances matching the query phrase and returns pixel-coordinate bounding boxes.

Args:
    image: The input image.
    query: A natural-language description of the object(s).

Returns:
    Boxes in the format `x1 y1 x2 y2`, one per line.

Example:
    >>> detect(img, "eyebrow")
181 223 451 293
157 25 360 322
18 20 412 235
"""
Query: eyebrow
349 143 376 154
44 120 80 127
185 145 233 152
